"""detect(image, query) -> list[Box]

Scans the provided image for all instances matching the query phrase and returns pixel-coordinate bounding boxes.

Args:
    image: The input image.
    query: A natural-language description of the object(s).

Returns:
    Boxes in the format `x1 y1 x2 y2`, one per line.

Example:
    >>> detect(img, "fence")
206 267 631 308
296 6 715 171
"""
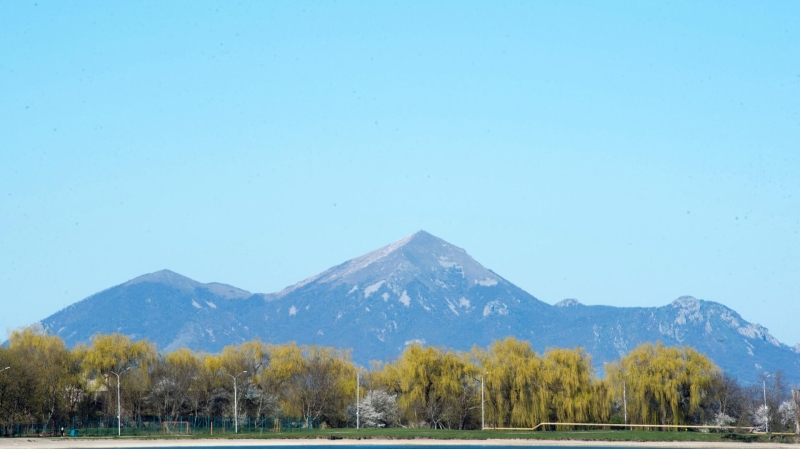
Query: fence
0 415 322 438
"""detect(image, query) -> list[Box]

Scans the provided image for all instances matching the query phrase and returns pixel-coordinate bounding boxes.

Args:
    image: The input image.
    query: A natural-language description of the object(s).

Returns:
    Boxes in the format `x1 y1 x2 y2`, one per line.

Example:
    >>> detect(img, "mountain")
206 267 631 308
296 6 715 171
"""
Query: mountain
263 230 553 358
42 269 263 353
543 296 800 382
36 231 800 384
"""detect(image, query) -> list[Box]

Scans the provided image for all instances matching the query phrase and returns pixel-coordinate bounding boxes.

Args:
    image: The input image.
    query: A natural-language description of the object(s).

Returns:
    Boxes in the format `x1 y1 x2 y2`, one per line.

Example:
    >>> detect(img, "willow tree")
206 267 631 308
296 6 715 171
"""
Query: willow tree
0 346 21 427
591 378 613 424
540 347 596 426
379 344 479 429
445 347 477 428
149 348 202 422
272 344 355 426
262 343 303 392
7 326 83 432
216 340 276 421
219 340 270 378
476 337 545 428
195 352 227 416
78 333 157 422
607 342 719 426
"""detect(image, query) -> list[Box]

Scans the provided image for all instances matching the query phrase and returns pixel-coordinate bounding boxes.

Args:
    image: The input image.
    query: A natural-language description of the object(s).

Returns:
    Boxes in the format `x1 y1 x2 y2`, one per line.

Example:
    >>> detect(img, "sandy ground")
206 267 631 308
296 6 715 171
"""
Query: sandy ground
0 438 798 449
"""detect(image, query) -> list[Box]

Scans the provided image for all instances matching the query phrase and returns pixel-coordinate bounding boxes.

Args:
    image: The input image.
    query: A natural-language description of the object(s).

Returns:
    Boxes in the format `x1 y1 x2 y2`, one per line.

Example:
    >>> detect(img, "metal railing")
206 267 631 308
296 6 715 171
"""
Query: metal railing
491 422 756 432
0 415 321 438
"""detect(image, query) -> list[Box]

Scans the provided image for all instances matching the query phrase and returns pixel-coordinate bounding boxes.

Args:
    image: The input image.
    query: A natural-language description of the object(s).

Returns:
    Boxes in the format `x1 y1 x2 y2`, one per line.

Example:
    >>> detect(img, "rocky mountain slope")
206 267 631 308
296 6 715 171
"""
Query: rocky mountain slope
36 231 800 384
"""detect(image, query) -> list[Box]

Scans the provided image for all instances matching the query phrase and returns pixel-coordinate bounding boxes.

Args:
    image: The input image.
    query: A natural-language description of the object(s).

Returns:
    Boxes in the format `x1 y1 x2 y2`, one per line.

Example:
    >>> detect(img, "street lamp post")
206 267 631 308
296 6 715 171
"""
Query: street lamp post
792 389 800 434
355 367 368 430
110 367 131 437
623 376 628 428
481 372 487 431
763 375 770 433
225 371 248 434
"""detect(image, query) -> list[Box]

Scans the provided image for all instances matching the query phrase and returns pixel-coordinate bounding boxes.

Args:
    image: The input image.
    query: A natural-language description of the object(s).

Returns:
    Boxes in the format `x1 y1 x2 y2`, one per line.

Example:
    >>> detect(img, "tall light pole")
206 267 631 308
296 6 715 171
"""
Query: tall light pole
356 370 360 430
481 372 487 430
792 389 800 434
356 367 368 430
225 371 247 434
110 367 131 437
763 374 770 433
623 374 628 428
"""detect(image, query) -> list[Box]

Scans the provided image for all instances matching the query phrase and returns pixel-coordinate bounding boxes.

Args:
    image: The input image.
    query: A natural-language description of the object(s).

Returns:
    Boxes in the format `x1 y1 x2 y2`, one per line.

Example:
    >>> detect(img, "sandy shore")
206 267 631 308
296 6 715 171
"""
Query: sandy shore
0 438 798 449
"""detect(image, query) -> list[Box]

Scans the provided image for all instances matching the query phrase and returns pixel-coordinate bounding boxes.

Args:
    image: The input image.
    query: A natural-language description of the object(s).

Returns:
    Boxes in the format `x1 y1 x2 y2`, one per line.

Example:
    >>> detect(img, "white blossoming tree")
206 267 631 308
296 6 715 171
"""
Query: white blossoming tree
752 404 769 432
348 389 401 428
779 400 798 433
713 411 735 429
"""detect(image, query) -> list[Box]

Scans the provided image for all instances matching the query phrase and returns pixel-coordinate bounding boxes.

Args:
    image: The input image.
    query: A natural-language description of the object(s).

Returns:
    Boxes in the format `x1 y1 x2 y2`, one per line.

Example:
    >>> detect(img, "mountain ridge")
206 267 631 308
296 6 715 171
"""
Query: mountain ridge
32 231 800 384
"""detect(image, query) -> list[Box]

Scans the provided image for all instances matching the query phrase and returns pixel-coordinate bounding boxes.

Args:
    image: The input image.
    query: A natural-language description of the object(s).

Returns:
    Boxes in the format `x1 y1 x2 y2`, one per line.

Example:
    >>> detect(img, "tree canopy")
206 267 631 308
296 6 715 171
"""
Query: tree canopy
0 330 791 434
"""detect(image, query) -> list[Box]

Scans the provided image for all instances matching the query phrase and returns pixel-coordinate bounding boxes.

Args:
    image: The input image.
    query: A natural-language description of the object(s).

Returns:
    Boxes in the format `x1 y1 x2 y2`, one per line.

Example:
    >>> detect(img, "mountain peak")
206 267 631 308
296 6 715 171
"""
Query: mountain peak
124 269 200 289
671 296 700 309
403 230 466 252
411 229 432 238
277 231 499 297
406 229 439 242
555 298 582 308
123 270 251 299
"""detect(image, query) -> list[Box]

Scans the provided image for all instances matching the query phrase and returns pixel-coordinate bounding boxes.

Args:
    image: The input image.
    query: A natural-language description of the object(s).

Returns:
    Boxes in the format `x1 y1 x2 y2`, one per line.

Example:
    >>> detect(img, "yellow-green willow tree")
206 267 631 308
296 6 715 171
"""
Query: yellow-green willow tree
606 342 719 426
193 352 227 416
0 346 21 427
219 340 270 378
540 348 595 426
476 337 545 428
379 344 479 429
150 348 202 421
445 350 482 429
476 338 606 429
268 343 355 426
77 333 157 421
7 327 83 431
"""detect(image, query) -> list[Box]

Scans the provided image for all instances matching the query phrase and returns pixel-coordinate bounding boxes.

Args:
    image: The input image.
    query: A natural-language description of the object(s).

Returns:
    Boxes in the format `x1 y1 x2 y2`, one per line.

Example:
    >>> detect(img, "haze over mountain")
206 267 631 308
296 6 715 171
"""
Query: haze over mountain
36 231 800 384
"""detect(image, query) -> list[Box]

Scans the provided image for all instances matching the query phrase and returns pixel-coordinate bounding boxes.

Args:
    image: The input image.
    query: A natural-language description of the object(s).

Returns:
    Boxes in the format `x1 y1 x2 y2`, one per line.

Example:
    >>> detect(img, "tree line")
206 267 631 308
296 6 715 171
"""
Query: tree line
0 327 798 433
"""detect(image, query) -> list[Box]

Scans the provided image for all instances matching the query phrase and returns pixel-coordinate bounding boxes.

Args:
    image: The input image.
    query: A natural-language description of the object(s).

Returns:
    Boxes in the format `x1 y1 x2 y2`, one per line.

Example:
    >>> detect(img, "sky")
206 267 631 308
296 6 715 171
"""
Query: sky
1 1 798 346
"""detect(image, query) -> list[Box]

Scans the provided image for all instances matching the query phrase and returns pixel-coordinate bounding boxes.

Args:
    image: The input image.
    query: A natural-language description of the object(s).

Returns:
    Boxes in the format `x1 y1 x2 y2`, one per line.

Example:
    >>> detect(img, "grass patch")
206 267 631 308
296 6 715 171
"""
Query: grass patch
78 427 782 444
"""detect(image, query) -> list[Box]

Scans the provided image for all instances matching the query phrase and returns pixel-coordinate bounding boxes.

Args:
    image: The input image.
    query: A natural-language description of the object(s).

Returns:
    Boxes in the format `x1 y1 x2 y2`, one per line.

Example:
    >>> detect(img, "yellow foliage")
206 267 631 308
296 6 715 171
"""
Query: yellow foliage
541 348 595 426
607 342 720 426
7 326 83 421
268 343 355 425
0 328 728 430
380 344 479 429
477 337 544 428
80 333 156 376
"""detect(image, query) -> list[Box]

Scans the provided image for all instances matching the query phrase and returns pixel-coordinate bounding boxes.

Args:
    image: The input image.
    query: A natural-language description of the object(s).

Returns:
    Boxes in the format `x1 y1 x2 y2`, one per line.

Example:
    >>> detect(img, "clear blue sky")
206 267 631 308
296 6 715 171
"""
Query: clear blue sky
2 1 798 346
